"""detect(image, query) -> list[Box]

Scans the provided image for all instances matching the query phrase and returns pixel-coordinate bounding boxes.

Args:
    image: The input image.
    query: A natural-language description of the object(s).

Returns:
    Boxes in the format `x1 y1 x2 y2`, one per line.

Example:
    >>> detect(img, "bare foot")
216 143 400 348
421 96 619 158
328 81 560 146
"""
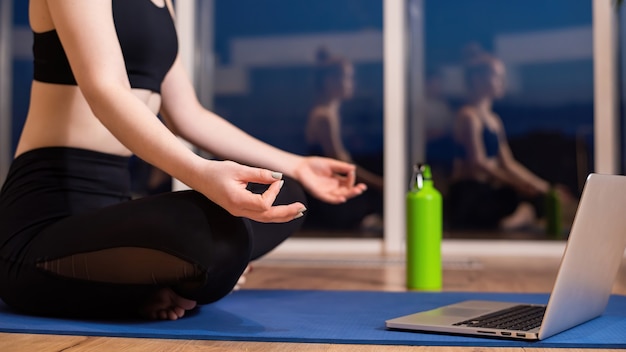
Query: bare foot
500 202 536 230
232 265 252 292
140 287 197 320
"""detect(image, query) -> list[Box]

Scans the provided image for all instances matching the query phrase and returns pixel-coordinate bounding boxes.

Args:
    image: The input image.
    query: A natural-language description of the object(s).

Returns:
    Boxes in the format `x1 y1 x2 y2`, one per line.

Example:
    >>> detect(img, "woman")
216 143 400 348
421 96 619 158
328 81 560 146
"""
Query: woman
447 45 551 230
304 48 383 231
0 0 366 320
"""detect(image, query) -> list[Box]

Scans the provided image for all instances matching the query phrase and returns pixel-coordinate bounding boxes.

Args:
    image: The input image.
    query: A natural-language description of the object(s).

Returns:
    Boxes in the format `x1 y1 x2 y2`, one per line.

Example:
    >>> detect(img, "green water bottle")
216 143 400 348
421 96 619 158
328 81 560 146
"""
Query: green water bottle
545 186 562 239
406 164 443 290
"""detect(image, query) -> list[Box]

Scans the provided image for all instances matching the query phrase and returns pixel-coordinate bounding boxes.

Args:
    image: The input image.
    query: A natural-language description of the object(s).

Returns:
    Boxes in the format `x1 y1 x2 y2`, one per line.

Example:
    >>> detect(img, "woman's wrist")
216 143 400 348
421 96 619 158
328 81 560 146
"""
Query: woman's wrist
538 180 551 194
178 156 219 195
281 154 306 180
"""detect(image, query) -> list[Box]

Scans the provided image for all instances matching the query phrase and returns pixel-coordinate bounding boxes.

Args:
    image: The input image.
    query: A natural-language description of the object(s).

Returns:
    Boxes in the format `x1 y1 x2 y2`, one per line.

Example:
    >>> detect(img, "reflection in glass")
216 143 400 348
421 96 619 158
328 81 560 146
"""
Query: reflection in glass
305 47 384 235
412 0 594 239
447 44 569 232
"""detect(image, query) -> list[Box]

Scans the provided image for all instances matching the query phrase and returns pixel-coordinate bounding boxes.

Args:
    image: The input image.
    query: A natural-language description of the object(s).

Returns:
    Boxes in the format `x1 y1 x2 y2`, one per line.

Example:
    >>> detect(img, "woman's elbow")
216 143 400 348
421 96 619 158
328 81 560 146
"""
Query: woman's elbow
470 158 496 173
160 114 182 136
78 76 131 115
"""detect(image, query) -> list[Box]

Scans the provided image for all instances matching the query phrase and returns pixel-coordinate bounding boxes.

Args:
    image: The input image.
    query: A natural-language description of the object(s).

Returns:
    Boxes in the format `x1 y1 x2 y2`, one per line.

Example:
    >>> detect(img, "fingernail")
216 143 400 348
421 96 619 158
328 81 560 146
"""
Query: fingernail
271 171 283 180
294 212 305 219
299 207 307 213
279 180 285 189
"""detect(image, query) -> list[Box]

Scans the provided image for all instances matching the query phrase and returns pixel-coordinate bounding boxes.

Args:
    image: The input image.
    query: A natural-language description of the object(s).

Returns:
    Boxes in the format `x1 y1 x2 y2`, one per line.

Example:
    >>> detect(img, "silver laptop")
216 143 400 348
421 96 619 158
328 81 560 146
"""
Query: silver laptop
386 173 626 340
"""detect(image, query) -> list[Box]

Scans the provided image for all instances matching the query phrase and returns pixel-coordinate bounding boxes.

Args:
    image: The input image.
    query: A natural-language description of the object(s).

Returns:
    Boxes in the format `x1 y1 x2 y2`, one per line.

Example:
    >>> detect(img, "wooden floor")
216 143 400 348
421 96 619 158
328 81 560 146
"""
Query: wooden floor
1 251 625 352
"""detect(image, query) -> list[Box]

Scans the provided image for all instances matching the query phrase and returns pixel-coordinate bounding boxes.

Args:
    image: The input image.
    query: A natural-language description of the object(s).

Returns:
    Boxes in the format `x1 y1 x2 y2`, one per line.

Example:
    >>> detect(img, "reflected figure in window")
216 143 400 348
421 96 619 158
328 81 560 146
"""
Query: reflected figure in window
304 47 383 233
447 44 552 231
306 48 384 191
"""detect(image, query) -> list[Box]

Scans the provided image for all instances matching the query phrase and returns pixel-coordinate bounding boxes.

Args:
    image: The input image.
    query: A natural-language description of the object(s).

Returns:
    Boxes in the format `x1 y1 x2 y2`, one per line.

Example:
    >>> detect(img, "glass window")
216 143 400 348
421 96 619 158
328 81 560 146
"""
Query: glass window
411 0 594 239
208 0 384 238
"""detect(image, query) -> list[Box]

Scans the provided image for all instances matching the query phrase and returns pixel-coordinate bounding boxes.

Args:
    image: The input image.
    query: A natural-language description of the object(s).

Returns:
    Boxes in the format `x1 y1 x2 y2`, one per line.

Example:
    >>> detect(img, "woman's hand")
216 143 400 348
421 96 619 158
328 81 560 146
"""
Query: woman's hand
292 156 367 204
199 160 306 223
519 178 550 198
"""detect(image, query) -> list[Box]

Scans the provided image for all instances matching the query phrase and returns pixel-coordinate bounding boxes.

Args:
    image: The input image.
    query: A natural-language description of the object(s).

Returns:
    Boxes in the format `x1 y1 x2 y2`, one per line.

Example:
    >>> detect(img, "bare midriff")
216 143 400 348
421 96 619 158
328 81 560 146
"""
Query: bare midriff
15 81 160 158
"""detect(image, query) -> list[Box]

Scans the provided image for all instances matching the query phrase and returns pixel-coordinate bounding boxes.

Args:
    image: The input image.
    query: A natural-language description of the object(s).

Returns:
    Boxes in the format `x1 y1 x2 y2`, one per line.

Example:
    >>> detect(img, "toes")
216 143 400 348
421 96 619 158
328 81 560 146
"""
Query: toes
155 309 182 321
167 309 179 320
173 306 186 319
169 291 197 311
141 288 197 321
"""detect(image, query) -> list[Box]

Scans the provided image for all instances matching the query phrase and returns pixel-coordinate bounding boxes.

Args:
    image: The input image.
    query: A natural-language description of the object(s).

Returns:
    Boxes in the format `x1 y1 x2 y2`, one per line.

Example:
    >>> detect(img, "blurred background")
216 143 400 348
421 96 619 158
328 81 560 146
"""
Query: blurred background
1 0 624 244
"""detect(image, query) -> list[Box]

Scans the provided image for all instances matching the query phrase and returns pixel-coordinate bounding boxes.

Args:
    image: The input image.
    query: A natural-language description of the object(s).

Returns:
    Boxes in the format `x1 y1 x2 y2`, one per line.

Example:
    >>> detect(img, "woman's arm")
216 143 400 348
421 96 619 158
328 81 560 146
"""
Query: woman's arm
305 113 383 190
497 133 550 195
47 0 305 222
308 113 352 162
456 110 535 193
48 0 202 186
158 2 366 204
159 58 303 177
159 57 366 203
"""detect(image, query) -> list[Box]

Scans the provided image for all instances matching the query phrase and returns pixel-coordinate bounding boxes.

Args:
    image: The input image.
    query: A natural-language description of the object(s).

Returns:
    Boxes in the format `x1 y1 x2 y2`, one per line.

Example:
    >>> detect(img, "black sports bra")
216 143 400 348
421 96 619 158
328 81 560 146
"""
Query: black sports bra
33 0 178 94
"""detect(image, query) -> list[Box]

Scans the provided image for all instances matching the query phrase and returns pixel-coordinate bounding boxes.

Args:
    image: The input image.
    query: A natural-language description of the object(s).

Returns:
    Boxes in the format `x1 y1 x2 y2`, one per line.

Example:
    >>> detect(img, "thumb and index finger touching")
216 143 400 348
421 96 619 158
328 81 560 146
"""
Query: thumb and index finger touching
237 166 306 222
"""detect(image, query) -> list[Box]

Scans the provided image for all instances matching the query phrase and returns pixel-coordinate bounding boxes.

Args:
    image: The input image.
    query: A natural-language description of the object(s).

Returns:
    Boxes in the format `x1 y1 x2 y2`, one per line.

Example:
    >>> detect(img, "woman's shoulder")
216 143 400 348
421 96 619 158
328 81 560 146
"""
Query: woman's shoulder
456 106 482 127
30 0 55 33
457 105 479 118
307 106 337 129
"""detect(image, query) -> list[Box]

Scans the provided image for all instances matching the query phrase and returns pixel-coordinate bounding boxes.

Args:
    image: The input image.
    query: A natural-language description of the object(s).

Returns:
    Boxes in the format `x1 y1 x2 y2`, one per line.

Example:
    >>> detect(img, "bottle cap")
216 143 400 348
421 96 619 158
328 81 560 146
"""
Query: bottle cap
420 164 432 179
410 163 432 190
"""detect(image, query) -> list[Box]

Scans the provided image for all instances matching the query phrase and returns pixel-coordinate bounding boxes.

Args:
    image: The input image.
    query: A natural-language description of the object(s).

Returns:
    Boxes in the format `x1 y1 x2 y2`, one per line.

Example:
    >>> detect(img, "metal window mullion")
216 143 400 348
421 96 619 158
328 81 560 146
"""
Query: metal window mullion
593 0 620 174
383 0 409 254
0 0 13 185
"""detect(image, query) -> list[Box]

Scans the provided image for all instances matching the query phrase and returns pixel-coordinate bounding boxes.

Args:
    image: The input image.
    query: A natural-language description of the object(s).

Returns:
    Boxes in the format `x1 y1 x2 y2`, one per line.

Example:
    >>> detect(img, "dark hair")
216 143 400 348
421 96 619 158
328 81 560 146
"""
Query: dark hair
314 46 350 94
462 42 498 88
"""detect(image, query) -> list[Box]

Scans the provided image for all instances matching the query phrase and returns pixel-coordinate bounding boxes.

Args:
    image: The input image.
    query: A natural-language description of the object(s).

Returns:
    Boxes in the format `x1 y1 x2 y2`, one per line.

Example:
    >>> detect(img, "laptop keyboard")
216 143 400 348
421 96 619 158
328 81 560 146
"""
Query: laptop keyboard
452 305 546 331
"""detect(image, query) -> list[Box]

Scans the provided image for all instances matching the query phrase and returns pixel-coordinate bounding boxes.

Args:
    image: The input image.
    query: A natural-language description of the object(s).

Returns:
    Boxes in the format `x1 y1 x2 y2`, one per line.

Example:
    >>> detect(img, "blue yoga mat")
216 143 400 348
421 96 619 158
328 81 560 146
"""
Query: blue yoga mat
1 290 625 348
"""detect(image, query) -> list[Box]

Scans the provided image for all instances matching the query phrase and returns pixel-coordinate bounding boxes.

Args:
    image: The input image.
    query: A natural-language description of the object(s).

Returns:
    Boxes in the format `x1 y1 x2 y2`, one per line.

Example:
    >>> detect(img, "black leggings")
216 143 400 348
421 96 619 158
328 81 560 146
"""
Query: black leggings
0 147 306 318
447 180 543 230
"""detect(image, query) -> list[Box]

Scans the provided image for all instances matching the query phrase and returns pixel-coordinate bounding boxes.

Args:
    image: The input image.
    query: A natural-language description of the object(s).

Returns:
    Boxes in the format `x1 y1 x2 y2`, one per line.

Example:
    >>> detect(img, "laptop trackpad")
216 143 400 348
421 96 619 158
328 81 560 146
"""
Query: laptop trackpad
438 307 491 317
